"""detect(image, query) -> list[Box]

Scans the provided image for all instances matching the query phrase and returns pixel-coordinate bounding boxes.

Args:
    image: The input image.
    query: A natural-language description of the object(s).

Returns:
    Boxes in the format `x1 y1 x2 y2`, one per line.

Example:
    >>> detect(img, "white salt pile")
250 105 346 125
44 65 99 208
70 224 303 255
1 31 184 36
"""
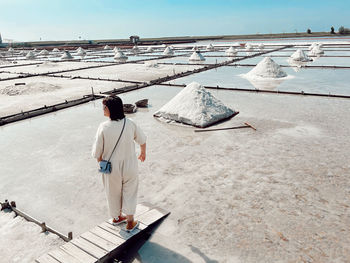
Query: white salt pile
189 51 206 61
308 42 318 50
39 49 49 56
76 47 86 56
192 45 199 51
26 51 36 59
163 46 174 55
19 50 26 56
258 43 265 50
245 43 253 51
154 82 236 128
114 50 127 60
52 48 60 52
0 82 61 96
309 45 324 56
132 45 140 53
290 49 312 62
60 50 73 60
226 46 237 56
144 61 159 68
103 45 111 50
8 47 14 52
244 57 287 79
146 46 154 52
113 46 120 52
206 43 215 51
33 48 38 52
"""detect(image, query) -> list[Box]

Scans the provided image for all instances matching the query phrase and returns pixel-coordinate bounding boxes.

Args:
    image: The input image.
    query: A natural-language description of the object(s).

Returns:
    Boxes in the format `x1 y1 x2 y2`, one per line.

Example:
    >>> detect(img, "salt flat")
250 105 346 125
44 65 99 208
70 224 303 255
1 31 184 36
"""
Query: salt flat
0 40 349 262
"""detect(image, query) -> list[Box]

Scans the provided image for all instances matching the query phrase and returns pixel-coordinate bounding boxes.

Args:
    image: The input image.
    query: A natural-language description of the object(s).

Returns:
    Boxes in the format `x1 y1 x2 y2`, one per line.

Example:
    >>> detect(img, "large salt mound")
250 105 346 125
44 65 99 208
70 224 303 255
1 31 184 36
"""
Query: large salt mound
309 45 324 56
189 51 205 61
61 51 73 60
206 43 214 51
245 43 253 51
114 50 127 59
308 43 318 50
246 57 287 79
163 46 174 55
132 46 140 53
146 46 154 52
52 48 60 53
225 46 237 55
76 47 86 56
26 51 36 59
104 45 111 50
39 49 49 56
153 82 236 128
290 49 311 62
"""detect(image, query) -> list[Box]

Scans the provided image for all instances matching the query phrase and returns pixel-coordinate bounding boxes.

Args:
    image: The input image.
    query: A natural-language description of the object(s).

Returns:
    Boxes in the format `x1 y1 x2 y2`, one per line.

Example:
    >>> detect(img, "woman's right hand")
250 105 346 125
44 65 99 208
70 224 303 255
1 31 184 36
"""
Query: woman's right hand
138 143 146 162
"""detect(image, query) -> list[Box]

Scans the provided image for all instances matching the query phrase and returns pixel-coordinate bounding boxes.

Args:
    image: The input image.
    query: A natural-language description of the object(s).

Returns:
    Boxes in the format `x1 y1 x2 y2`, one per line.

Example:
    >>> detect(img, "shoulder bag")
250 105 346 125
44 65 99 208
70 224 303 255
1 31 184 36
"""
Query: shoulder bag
99 118 126 174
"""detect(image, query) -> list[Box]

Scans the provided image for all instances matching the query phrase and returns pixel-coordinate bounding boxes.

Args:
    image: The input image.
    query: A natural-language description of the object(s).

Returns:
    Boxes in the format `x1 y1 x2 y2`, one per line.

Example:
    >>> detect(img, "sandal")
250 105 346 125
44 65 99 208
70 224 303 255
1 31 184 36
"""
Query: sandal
125 220 139 232
111 215 127 225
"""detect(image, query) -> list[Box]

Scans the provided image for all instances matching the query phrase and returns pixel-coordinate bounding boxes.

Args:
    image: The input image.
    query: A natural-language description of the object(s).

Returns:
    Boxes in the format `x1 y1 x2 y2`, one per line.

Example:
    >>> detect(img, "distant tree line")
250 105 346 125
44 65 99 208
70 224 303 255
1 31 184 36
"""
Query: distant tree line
306 26 350 35
338 26 350 35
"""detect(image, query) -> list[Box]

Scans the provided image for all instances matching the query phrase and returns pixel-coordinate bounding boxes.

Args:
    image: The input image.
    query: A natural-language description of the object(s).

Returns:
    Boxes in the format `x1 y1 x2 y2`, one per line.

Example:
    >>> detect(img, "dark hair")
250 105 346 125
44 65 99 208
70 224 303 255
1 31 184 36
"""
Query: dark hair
103 95 125 121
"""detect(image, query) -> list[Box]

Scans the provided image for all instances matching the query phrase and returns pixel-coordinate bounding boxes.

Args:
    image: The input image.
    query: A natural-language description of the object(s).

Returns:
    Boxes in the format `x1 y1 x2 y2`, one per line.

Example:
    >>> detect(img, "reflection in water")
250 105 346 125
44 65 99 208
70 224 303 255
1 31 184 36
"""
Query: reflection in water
245 77 286 90
114 57 128 63
287 59 308 72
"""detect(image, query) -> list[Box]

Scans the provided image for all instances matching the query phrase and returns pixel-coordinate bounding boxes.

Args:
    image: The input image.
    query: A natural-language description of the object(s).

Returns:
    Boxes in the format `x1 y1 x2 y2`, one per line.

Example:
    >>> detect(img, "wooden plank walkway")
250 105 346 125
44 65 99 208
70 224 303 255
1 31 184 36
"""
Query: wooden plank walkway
35 203 169 263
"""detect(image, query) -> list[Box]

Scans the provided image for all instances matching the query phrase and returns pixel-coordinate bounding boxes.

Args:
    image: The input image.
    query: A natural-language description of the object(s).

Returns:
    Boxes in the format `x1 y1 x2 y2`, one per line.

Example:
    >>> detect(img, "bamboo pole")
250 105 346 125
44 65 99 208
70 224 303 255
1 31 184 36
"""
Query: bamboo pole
194 122 256 132
0 200 72 242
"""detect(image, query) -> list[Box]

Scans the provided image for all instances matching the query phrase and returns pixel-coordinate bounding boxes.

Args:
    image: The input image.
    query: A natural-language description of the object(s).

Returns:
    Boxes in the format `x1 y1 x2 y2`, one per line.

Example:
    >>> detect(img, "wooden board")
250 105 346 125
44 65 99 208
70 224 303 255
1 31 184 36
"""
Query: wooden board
48 249 82 263
80 231 116 252
60 242 97 263
35 253 61 263
70 236 108 259
99 221 143 240
89 226 125 246
136 207 169 226
135 202 153 217
36 203 170 263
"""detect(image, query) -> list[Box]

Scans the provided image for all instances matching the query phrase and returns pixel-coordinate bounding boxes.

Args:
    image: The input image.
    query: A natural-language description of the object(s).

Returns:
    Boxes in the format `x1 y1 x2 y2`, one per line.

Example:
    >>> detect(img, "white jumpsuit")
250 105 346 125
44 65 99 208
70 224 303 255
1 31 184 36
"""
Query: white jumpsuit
92 118 146 217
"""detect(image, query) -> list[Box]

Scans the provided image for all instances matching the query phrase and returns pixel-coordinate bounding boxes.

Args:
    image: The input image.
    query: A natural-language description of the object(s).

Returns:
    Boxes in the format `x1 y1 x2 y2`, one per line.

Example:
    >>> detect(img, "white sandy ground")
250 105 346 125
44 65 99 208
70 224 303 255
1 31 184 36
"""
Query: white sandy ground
0 211 65 262
0 85 350 262
57 63 203 82
2 61 108 75
0 72 20 79
0 62 203 116
0 77 129 116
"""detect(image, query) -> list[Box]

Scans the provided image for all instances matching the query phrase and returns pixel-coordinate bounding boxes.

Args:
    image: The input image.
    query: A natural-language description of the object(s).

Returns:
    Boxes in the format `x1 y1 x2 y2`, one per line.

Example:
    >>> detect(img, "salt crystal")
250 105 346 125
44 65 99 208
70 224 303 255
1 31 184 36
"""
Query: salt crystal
245 57 287 79
189 51 205 61
154 82 236 128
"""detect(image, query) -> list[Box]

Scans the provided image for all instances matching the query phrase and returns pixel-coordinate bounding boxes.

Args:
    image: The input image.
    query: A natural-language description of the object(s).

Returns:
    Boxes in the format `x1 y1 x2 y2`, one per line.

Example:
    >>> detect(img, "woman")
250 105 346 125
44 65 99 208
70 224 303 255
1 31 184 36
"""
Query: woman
92 95 146 232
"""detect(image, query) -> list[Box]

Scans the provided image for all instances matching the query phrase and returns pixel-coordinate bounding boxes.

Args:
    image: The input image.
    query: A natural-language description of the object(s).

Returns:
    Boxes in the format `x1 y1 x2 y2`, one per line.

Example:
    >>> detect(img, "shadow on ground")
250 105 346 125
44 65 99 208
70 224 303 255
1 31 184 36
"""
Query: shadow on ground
114 218 191 263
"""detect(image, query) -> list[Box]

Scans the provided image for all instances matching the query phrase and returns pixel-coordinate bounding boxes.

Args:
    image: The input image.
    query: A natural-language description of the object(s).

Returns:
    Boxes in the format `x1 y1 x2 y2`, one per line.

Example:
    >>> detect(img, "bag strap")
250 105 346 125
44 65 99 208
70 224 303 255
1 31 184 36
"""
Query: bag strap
107 118 126 162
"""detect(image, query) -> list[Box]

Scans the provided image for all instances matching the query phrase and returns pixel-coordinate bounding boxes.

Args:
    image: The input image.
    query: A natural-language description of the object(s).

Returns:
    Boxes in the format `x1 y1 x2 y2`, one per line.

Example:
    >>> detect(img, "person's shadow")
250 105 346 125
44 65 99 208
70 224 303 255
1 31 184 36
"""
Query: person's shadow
188 245 219 263
114 219 191 263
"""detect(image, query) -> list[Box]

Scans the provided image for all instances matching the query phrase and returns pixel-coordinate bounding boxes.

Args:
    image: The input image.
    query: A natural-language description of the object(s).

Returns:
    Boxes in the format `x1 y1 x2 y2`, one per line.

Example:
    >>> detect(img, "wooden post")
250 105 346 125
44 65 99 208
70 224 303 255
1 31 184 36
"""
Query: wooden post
41 222 47 232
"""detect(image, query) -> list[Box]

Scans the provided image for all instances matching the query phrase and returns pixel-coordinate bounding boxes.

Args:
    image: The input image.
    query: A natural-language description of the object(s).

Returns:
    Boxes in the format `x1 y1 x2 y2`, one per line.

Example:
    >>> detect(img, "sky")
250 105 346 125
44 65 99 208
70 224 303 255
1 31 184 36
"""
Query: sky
0 0 349 42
